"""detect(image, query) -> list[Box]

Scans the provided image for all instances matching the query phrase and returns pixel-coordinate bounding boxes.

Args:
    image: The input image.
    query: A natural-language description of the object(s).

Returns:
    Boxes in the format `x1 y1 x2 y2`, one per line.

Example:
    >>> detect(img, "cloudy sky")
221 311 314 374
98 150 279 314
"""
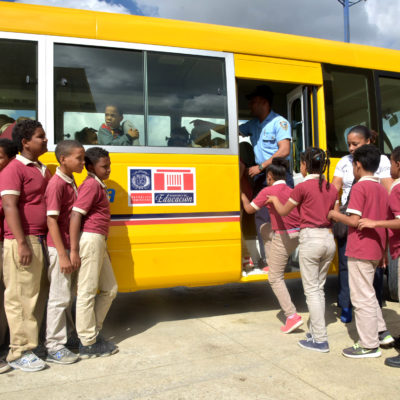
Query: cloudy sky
4 0 400 50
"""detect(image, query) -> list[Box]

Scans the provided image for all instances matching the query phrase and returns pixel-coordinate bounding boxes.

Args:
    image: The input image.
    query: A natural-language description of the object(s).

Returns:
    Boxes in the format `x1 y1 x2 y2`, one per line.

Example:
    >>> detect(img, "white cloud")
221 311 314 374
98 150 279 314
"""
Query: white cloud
15 0 131 14
365 0 400 47
133 0 399 49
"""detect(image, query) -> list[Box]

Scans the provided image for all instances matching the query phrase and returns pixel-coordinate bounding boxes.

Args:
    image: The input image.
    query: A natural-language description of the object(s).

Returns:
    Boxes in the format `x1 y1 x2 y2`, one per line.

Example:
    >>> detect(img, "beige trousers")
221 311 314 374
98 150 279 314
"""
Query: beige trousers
45 247 76 352
268 231 299 317
3 236 45 361
76 232 118 346
0 242 9 348
348 257 387 349
299 228 336 343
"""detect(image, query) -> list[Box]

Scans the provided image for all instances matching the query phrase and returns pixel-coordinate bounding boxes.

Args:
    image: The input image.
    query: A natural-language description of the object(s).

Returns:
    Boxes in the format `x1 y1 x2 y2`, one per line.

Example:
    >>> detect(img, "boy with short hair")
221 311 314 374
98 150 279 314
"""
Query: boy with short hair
70 147 118 358
98 105 139 146
329 144 393 358
45 140 85 364
0 120 51 372
358 145 400 367
0 138 18 374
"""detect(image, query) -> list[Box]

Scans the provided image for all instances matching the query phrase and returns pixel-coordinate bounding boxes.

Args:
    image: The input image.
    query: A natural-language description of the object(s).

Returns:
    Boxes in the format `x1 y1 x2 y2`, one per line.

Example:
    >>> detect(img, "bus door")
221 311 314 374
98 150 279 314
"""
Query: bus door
235 54 324 281
287 86 312 183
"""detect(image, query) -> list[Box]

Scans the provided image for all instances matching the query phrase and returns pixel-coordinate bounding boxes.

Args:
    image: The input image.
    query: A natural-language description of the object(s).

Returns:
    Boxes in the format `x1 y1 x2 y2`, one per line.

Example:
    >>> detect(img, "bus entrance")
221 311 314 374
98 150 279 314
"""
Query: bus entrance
236 75 319 282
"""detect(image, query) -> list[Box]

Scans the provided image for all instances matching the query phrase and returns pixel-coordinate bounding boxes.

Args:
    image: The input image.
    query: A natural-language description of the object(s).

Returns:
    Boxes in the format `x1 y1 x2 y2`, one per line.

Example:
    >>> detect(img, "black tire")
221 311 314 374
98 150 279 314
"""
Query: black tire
388 255 399 302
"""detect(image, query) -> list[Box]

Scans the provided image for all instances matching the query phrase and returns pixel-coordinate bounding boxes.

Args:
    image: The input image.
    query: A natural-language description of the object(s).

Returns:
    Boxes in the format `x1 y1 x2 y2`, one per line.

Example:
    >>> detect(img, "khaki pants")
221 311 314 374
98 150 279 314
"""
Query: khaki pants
76 232 118 346
3 236 45 362
268 231 299 317
299 228 336 343
0 242 9 349
348 257 387 349
45 247 76 352
260 223 274 266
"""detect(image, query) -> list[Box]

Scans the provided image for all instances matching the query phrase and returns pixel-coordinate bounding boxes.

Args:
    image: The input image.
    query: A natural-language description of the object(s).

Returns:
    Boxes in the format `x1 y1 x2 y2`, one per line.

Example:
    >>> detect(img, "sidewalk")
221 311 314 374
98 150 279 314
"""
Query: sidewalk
0 276 398 400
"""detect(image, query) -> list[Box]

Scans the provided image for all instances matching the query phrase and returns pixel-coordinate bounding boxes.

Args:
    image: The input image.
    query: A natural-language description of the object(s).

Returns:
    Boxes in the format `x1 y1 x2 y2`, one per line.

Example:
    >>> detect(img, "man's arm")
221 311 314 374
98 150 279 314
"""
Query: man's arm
2 194 32 265
47 215 73 273
98 127 133 146
248 139 290 178
69 211 82 270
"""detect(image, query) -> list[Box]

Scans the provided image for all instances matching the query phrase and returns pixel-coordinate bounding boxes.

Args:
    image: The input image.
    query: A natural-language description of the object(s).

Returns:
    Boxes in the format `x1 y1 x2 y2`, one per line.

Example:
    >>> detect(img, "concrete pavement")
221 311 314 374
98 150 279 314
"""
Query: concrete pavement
0 276 399 399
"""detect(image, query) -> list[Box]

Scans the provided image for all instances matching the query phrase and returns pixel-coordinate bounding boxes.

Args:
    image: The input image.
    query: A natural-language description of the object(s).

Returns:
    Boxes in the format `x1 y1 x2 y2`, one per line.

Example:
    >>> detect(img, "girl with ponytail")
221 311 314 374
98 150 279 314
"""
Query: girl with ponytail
242 157 302 333
267 147 337 353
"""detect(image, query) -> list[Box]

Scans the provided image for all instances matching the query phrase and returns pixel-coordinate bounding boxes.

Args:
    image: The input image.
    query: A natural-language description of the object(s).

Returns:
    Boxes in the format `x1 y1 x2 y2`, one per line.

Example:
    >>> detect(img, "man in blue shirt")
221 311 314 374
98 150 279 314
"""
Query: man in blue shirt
240 85 292 268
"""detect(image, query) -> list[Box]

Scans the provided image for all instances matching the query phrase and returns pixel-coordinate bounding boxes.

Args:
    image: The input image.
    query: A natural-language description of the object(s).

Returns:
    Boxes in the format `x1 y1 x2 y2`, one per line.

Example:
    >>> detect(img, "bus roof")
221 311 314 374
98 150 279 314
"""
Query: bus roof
1 1 399 73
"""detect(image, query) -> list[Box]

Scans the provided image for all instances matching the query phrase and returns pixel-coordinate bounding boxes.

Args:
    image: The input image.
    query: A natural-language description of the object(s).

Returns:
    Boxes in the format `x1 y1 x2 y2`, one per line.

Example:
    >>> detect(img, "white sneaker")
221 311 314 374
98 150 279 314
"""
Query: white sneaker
9 351 47 372
246 268 268 276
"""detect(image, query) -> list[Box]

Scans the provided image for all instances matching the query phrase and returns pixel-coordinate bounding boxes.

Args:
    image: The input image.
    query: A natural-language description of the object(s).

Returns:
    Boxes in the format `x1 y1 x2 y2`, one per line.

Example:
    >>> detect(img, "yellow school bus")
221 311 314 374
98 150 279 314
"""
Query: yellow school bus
0 2 399 292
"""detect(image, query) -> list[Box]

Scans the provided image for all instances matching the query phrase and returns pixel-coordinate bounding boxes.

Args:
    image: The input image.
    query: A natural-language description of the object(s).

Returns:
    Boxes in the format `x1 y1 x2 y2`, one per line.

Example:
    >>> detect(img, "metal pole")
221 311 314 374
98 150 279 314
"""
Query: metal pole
344 0 350 42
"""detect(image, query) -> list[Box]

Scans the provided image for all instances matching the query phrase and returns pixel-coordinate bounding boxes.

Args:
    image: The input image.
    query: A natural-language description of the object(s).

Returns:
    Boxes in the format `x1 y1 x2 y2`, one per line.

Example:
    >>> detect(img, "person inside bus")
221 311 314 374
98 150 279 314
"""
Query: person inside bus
75 127 98 145
0 115 14 136
98 105 139 146
331 126 392 323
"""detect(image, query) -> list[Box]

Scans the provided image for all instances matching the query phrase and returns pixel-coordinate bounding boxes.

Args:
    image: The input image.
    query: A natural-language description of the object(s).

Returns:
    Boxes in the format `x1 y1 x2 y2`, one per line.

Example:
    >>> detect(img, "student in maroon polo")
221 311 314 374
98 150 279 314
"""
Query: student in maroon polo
267 148 337 353
0 138 18 374
0 120 50 372
69 147 118 359
242 157 302 334
329 144 393 358
357 145 400 367
44 140 85 365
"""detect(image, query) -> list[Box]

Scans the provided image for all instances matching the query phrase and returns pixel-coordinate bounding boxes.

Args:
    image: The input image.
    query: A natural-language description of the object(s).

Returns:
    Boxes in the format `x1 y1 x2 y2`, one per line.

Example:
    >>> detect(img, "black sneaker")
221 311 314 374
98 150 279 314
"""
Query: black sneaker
79 338 114 359
97 335 119 355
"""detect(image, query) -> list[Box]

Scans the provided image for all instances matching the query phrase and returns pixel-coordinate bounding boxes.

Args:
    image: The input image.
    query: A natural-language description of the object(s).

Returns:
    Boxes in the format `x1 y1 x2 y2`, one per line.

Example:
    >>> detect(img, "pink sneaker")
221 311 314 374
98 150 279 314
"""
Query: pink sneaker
280 313 303 334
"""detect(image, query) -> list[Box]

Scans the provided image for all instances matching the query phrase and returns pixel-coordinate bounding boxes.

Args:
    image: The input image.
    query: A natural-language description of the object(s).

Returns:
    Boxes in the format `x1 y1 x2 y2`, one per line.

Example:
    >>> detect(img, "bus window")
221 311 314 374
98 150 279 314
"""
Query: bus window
0 39 37 131
147 115 171 146
54 44 144 145
147 52 229 148
378 76 400 153
181 117 227 148
323 65 375 157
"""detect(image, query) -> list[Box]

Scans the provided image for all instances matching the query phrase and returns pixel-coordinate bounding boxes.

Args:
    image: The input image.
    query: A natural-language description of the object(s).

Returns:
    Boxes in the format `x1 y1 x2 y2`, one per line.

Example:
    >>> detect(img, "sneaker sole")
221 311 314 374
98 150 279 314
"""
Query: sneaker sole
0 364 11 374
384 359 400 368
79 351 116 359
297 341 329 353
342 350 381 359
380 338 395 346
281 319 303 334
9 363 46 372
46 356 79 365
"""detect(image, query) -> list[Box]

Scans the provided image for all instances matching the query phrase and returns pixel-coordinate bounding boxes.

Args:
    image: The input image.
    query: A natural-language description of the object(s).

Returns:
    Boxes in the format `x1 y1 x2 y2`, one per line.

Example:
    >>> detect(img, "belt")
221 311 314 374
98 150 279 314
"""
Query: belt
275 227 300 234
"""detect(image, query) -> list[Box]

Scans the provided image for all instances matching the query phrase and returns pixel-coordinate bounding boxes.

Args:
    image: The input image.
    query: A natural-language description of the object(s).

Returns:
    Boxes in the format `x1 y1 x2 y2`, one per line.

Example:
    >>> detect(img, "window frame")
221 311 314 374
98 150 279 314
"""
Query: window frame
0 31 237 155
0 32 42 126
374 70 400 154
322 63 378 158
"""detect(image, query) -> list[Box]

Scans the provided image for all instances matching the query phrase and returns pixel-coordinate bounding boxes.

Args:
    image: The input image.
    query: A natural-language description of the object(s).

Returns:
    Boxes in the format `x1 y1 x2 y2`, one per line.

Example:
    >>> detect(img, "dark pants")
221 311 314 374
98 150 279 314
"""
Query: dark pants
337 235 384 309
253 170 294 264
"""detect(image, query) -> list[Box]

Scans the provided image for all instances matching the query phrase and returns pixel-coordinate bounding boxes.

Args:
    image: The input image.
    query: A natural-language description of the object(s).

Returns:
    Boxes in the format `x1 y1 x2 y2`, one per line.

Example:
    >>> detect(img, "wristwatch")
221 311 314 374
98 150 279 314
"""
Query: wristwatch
258 163 264 171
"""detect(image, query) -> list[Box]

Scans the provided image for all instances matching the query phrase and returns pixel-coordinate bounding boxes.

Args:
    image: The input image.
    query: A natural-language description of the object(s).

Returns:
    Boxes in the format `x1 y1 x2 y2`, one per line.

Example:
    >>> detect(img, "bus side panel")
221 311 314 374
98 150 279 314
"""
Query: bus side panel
41 152 242 292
